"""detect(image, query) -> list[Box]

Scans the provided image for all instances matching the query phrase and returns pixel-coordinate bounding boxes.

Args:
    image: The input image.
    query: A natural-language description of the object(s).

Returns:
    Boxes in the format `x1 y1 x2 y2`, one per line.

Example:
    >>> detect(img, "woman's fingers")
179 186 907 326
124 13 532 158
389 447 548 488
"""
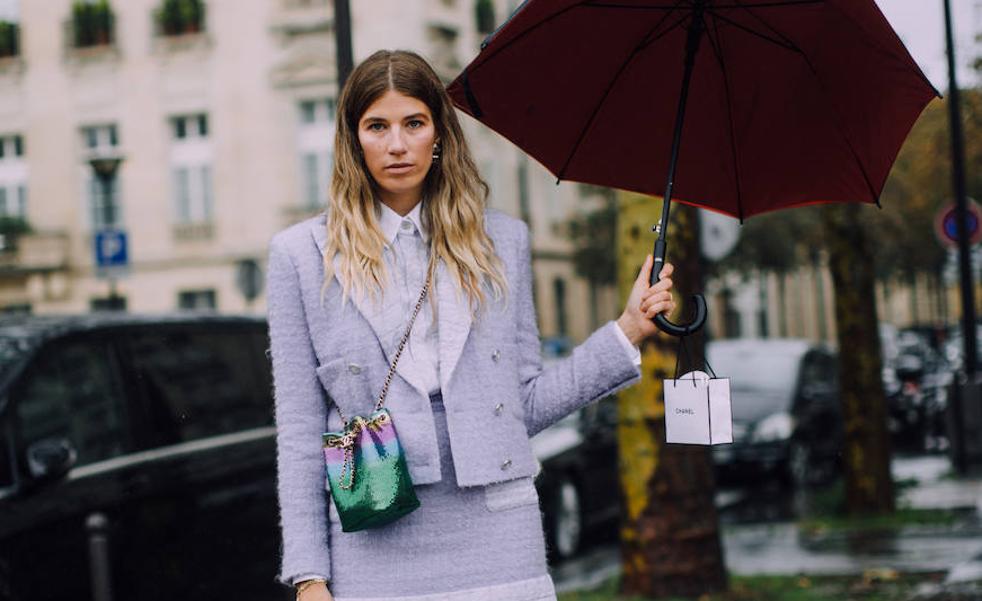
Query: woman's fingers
644 299 676 318
640 291 674 314
640 279 672 304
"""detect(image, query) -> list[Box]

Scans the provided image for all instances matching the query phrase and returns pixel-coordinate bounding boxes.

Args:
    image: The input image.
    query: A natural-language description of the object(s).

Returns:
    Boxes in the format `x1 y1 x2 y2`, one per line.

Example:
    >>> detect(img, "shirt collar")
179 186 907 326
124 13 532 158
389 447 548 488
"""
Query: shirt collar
376 199 429 246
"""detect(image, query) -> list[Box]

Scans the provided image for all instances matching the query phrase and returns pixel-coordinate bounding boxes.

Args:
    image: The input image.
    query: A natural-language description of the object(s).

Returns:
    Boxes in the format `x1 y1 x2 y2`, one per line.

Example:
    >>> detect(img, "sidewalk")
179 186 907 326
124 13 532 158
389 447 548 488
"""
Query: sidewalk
724 455 982 597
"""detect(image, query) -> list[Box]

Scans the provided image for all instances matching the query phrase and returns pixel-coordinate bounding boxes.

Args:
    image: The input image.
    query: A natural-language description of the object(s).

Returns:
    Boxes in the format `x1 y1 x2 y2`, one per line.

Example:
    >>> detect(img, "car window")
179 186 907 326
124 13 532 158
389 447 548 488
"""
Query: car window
12 338 129 467
124 327 272 444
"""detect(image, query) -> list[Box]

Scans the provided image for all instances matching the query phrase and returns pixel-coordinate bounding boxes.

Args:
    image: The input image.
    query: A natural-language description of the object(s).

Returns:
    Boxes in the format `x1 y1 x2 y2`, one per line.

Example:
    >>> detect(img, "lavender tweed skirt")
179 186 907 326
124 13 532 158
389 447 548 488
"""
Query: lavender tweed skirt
327 391 557 601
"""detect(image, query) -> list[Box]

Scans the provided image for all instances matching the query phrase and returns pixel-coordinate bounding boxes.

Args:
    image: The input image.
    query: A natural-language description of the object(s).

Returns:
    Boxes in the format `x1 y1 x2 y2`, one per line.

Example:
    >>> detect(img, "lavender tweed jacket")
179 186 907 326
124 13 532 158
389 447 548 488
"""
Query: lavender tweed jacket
266 207 642 585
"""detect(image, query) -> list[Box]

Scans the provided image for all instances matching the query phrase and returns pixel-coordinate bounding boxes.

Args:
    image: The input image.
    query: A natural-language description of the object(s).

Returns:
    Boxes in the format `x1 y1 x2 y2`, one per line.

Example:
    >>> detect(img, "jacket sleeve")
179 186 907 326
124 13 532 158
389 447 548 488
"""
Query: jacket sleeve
513 222 642 437
266 237 332 585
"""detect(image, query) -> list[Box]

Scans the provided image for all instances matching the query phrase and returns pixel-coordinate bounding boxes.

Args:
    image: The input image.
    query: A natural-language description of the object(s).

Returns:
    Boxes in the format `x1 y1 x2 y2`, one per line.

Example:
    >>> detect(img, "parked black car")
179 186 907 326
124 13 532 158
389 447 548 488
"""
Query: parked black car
0 313 289 601
708 339 842 488
531 394 620 563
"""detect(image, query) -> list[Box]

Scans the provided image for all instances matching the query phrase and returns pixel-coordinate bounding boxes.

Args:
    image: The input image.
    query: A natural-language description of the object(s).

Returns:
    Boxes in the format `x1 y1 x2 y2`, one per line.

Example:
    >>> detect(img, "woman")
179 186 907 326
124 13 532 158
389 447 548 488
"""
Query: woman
266 49 677 601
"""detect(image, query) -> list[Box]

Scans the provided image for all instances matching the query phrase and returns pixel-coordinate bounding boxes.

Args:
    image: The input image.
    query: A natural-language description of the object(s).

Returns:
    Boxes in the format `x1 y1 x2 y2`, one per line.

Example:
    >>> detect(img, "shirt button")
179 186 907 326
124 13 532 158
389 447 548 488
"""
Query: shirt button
400 220 413 231
500 459 512 470
494 403 504 416
491 349 501 362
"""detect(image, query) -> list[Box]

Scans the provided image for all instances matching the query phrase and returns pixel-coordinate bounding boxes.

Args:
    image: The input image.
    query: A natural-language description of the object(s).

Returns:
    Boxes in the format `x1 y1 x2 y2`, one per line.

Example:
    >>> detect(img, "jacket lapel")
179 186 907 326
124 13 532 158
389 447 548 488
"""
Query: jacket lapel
435 259 472 393
309 214 473 398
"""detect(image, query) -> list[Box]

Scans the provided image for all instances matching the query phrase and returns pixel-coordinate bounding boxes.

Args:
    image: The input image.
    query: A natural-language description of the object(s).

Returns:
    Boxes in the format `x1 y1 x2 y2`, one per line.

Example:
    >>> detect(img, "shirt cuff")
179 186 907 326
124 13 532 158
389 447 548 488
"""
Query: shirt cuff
293 574 328 587
613 320 642 367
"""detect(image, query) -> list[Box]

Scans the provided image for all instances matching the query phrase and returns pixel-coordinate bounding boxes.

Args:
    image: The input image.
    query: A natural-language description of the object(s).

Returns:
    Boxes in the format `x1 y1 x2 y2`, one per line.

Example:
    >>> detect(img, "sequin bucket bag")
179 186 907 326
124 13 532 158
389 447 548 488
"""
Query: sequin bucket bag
321 276 430 532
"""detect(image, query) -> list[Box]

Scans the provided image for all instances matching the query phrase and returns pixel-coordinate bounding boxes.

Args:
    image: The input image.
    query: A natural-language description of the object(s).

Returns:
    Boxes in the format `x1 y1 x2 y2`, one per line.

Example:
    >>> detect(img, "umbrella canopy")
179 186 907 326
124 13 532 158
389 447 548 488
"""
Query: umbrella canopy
447 0 940 221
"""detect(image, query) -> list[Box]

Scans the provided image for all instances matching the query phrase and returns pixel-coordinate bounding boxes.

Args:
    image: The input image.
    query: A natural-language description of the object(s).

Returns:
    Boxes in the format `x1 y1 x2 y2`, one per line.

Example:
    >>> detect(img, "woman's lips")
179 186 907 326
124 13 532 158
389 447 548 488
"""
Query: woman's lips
385 164 413 173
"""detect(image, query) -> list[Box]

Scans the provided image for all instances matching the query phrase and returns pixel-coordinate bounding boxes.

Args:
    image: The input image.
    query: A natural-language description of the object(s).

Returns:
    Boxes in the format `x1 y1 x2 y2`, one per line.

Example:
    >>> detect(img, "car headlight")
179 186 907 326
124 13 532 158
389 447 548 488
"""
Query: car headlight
752 412 794 443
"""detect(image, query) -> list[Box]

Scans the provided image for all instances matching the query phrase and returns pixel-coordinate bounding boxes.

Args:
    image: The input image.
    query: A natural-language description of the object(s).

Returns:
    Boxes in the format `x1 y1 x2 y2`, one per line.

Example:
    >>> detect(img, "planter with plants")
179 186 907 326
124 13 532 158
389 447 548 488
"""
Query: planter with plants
157 0 205 36
0 22 19 58
72 0 114 48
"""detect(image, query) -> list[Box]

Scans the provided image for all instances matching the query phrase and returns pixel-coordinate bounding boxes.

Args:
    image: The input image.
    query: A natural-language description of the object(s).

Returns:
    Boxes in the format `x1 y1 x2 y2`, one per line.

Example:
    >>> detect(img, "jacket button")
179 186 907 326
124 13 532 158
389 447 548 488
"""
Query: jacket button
500 459 512 470
491 349 501 362
347 363 362 375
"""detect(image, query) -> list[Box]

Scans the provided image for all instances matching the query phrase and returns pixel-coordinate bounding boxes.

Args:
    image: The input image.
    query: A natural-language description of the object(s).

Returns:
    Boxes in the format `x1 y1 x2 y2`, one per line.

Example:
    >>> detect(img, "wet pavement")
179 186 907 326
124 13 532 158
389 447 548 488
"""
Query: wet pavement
550 455 982 592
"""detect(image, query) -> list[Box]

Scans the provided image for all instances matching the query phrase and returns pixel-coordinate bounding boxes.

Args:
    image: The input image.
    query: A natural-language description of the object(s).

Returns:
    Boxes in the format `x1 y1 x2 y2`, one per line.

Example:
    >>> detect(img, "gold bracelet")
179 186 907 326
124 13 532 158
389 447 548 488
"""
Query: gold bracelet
295 578 327 600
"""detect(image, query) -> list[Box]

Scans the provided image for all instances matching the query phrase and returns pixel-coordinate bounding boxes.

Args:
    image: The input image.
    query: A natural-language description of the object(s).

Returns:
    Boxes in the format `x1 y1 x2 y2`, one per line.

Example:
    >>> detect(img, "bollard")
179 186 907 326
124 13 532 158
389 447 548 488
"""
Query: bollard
85 512 114 601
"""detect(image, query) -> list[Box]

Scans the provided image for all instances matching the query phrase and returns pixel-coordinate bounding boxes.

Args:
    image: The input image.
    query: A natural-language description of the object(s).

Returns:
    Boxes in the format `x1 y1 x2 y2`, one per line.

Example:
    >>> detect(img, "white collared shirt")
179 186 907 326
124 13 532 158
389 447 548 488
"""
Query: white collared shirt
376 199 442 396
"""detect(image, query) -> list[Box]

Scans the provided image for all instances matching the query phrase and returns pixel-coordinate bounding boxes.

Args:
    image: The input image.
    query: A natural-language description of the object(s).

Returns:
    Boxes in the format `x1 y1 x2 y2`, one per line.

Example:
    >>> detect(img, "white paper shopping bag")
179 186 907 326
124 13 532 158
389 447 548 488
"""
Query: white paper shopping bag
664 370 732 445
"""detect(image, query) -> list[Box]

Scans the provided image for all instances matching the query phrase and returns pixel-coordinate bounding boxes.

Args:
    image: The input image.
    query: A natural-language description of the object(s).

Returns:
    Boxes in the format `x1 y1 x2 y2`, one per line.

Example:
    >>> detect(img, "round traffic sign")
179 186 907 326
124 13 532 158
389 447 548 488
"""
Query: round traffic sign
935 198 982 247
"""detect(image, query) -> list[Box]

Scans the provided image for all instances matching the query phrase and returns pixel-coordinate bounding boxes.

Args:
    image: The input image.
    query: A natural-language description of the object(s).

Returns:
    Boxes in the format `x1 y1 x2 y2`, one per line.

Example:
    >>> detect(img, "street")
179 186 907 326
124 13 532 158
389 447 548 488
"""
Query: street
551 455 982 595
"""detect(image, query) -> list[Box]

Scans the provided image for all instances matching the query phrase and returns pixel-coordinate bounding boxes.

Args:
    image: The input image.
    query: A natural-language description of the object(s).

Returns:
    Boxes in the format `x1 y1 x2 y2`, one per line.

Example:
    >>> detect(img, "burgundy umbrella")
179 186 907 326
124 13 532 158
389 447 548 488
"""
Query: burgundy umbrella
447 0 939 337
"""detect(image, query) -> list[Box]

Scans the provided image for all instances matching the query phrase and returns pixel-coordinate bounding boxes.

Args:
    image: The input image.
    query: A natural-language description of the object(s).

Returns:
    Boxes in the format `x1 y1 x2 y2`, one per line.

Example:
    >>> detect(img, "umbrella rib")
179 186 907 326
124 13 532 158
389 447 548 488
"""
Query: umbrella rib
702 9 797 51
581 1 693 9
712 0 825 8
556 8 691 182
702 13 746 224
728 0 882 205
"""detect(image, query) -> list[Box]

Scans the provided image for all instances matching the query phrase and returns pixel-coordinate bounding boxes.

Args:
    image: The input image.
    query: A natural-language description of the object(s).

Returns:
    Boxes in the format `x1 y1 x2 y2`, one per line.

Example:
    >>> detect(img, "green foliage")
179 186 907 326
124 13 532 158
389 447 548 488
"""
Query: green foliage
0 21 19 58
567 198 618 286
0 216 31 251
157 0 205 35
475 0 495 35
72 0 114 48
713 88 982 287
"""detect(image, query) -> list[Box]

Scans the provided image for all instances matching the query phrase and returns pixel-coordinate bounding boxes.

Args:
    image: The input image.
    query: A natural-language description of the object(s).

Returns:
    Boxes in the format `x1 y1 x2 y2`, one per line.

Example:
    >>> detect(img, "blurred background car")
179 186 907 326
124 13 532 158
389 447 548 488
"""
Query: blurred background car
532 349 621 563
883 328 953 453
0 313 289 601
531 395 620 564
707 339 842 488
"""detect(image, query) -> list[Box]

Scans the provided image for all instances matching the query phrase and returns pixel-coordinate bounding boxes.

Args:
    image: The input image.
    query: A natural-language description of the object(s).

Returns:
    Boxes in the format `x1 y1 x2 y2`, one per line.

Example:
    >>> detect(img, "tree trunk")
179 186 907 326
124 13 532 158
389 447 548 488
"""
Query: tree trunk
822 203 895 515
616 192 727 598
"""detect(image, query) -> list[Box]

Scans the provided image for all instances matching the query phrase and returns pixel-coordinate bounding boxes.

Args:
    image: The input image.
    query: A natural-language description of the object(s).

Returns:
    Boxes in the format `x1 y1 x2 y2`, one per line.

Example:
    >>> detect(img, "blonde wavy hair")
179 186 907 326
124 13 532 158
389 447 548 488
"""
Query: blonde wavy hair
320 49 508 319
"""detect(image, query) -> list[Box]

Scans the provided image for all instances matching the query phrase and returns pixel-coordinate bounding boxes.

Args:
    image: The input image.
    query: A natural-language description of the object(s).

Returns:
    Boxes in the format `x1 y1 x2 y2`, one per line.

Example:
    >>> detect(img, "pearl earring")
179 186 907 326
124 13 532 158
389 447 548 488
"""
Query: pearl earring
432 142 442 161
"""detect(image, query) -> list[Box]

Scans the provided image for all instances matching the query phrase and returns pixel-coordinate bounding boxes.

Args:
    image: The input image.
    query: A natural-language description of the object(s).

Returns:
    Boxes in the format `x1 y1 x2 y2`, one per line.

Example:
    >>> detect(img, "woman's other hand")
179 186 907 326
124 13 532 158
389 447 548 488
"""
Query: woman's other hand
297 581 334 601
616 255 676 346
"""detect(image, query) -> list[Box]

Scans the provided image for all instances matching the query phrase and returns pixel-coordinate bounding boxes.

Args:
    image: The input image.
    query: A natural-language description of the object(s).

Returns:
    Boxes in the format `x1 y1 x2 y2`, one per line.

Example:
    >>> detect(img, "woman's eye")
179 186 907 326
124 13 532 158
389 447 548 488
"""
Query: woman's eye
408 119 424 129
368 122 385 132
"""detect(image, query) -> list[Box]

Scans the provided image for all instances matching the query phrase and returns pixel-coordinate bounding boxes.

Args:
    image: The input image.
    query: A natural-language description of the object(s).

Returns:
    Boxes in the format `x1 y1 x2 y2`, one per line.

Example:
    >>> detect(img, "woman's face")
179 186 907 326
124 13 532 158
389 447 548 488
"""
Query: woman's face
357 89 438 209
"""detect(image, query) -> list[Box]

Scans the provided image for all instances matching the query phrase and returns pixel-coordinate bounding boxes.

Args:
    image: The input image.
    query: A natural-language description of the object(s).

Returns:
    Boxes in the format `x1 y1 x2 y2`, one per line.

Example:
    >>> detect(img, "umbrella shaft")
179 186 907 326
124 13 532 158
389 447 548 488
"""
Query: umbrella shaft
653 0 706 284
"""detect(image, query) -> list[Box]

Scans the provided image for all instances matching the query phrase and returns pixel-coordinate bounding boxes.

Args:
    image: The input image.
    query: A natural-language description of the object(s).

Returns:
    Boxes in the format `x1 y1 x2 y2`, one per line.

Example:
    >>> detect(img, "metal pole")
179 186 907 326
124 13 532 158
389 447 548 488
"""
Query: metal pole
86 512 114 601
334 0 354 90
943 0 976 376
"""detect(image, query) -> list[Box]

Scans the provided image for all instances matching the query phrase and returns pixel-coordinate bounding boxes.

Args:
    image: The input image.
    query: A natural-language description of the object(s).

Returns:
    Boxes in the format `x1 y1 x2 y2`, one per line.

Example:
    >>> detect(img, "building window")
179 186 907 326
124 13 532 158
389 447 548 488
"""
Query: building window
297 98 335 210
427 24 460 76
155 0 206 36
169 113 214 227
0 134 28 220
70 0 116 49
81 125 123 229
553 277 568 338
90 296 127 311
178 289 216 310
171 114 208 140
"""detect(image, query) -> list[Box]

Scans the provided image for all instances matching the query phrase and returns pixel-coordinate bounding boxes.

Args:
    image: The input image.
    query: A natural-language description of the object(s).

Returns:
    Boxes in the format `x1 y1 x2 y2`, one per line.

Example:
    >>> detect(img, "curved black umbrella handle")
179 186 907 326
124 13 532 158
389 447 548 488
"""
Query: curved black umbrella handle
648 239 708 338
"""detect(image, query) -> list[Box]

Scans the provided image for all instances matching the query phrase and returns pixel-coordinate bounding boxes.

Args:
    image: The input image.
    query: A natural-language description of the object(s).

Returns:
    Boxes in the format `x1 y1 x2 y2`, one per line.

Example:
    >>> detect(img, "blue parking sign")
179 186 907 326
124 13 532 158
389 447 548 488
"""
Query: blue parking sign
94 229 129 272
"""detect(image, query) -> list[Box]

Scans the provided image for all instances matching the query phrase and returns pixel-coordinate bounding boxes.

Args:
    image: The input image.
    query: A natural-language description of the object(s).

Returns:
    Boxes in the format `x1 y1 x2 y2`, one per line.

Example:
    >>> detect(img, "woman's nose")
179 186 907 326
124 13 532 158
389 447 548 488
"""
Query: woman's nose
387 127 408 154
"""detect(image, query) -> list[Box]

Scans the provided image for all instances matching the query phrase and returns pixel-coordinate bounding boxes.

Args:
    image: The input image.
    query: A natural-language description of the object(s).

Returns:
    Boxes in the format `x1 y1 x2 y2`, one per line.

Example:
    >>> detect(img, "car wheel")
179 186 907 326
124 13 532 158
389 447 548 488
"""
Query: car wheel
549 477 583 561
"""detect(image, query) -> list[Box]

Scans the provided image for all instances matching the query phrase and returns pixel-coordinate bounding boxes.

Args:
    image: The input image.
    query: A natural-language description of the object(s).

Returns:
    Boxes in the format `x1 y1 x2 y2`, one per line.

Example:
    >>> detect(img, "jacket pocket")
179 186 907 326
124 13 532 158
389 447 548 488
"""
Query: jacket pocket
484 475 539 512
316 358 372 420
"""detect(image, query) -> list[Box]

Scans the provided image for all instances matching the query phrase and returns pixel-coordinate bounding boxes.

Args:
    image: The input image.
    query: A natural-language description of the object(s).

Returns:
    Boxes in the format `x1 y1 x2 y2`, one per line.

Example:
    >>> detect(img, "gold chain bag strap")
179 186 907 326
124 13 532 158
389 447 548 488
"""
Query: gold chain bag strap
321 268 431 532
